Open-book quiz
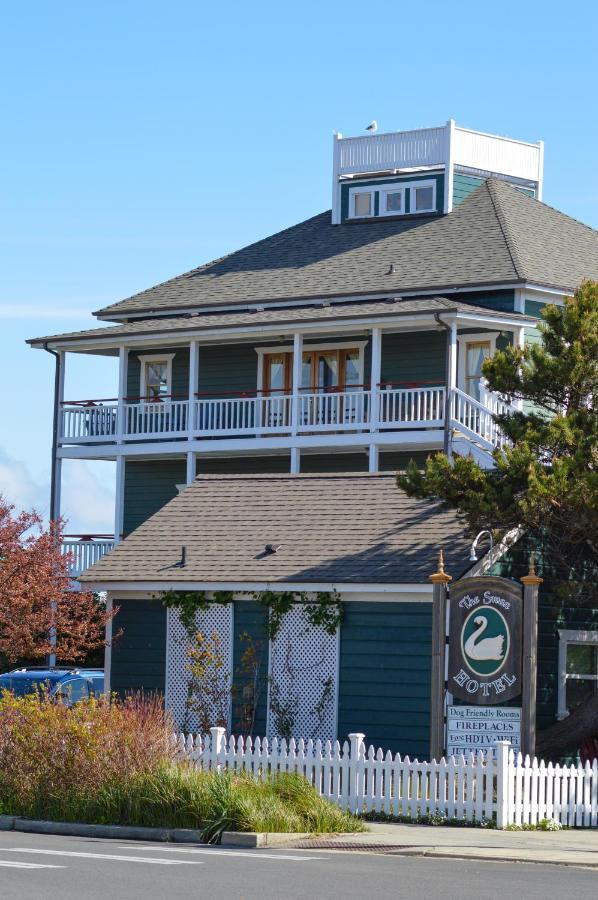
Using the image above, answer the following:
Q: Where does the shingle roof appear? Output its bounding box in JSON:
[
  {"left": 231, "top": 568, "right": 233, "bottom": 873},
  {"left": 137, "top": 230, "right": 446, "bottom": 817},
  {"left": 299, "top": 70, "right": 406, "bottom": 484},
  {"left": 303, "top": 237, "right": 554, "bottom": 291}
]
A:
[
  {"left": 93, "top": 179, "right": 598, "bottom": 319},
  {"left": 28, "top": 296, "right": 534, "bottom": 347},
  {"left": 80, "top": 473, "right": 475, "bottom": 587}
]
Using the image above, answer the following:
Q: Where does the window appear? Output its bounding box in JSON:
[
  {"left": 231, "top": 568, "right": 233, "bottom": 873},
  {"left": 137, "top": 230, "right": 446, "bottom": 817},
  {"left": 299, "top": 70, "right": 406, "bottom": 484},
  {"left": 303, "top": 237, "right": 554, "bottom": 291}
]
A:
[
  {"left": 380, "top": 188, "right": 404, "bottom": 215},
  {"left": 138, "top": 354, "right": 175, "bottom": 400},
  {"left": 457, "top": 334, "right": 498, "bottom": 400},
  {"left": 352, "top": 179, "right": 437, "bottom": 219},
  {"left": 257, "top": 343, "right": 366, "bottom": 395},
  {"left": 352, "top": 191, "right": 373, "bottom": 218},
  {"left": 413, "top": 184, "right": 435, "bottom": 212},
  {"left": 558, "top": 631, "right": 598, "bottom": 719}
]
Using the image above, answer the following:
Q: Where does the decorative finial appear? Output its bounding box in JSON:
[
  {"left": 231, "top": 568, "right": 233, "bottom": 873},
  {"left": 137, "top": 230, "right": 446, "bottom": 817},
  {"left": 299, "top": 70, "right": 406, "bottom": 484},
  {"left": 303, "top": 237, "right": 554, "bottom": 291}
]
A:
[
  {"left": 521, "top": 551, "right": 543, "bottom": 586},
  {"left": 429, "top": 548, "right": 452, "bottom": 584}
]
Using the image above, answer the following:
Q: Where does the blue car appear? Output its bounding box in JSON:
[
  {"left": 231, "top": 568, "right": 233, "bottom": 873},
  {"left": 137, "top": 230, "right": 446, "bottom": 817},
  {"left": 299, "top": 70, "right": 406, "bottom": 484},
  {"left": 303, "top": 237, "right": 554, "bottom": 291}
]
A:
[{"left": 0, "top": 667, "right": 104, "bottom": 705}]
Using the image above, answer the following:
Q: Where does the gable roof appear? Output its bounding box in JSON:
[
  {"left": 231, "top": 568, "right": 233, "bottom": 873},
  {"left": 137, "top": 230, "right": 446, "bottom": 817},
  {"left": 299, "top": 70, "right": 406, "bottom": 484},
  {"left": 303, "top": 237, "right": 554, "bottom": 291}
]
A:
[
  {"left": 28, "top": 296, "right": 534, "bottom": 348},
  {"left": 80, "top": 473, "right": 475, "bottom": 588},
  {"left": 94, "top": 179, "right": 598, "bottom": 319}
]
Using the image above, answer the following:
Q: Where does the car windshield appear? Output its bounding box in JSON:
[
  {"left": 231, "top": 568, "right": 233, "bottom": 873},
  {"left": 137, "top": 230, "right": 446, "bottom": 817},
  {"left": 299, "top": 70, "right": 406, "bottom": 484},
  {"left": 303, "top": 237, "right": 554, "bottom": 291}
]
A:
[{"left": 0, "top": 675, "right": 60, "bottom": 697}]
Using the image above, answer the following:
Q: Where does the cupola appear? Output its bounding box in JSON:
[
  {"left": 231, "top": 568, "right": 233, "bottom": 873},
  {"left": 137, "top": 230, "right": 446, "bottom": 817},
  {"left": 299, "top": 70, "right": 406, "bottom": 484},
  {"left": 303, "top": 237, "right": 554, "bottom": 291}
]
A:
[{"left": 331, "top": 119, "right": 544, "bottom": 224}]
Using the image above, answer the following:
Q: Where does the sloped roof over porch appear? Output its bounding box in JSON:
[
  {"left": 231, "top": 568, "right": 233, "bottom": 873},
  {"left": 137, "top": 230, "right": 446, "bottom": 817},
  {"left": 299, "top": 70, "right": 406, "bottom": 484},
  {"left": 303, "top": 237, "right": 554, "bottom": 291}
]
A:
[{"left": 81, "top": 473, "right": 475, "bottom": 589}]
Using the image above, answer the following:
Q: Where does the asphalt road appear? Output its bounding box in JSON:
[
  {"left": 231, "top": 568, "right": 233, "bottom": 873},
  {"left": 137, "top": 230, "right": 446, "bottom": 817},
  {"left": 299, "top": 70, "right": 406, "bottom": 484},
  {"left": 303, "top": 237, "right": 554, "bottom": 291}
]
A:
[{"left": 0, "top": 831, "right": 596, "bottom": 900}]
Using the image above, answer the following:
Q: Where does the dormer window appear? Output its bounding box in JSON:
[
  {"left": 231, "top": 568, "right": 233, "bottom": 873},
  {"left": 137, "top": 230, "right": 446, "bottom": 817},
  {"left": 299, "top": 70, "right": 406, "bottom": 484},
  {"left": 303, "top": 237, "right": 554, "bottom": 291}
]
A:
[
  {"left": 380, "top": 188, "right": 405, "bottom": 215},
  {"left": 413, "top": 184, "right": 435, "bottom": 213},
  {"left": 348, "top": 178, "right": 438, "bottom": 220},
  {"left": 351, "top": 190, "right": 374, "bottom": 218}
]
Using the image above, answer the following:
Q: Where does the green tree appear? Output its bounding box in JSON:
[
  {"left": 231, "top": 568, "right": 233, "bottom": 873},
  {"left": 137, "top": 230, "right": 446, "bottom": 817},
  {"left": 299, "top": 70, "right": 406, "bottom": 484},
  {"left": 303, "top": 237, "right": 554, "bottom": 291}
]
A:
[{"left": 398, "top": 281, "right": 598, "bottom": 758}]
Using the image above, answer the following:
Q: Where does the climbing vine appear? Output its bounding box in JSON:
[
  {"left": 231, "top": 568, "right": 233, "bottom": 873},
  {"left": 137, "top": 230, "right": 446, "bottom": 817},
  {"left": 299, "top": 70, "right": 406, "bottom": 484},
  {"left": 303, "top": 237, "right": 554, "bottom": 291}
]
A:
[{"left": 161, "top": 588, "right": 342, "bottom": 640}]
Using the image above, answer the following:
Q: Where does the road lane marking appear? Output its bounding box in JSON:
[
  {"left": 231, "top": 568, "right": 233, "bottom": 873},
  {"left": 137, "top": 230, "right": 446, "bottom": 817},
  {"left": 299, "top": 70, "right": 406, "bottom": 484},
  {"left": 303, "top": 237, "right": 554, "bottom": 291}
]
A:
[
  {"left": 3, "top": 848, "right": 203, "bottom": 866},
  {"left": 118, "top": 844, "right": 326, "bottom": 861},
  {"left": 0, "top": 861, "right": 66, "bottom": 869}
]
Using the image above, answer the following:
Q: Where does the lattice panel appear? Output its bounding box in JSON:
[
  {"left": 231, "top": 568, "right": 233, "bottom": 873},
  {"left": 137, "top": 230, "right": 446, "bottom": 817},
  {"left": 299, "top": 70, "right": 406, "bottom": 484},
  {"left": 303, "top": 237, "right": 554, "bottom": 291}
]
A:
[
  {"left": 165, "top": 605, "right": 233, "bottom": 732},
  {"left": 267, "top": 605, "right": 338, "bottom": 742}
]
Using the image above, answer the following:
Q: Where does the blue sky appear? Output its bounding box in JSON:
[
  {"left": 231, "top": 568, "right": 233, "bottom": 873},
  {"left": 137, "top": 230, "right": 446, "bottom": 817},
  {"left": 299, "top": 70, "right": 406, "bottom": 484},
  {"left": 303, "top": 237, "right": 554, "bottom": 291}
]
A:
[{"left": 1, "top": 1, "right": 597, "bottom": 532}]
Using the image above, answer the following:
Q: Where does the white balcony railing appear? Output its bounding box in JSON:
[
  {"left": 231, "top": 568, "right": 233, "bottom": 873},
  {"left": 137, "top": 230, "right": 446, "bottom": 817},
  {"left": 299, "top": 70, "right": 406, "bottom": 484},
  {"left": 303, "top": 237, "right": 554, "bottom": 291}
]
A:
[
  {"left": 62, "top": 538, "right": 115, "bottom": 577},
  {"left": 59, "top": 384, "right": 514, "bottom": 454}
]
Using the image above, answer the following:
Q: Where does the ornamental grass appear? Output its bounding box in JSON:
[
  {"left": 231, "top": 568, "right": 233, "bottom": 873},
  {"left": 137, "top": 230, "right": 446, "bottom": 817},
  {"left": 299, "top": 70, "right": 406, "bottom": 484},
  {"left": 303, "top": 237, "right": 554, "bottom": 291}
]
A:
[{"left": 0, "top": 693, "right": 362, "bottom": 841}]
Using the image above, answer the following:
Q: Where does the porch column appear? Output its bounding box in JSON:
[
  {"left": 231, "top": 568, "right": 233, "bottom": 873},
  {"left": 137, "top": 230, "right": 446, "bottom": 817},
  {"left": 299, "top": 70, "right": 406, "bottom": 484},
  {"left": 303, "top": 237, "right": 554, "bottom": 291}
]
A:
[
  {"left": 291, "top": 332, "right": 303, "bottom": 436},
  {"left": 445, "top": 322, "right": 457, "bottom": 458},
  {"left": 104, "top": 594, "right": 113, "bottom": 694},
  {"left": 513, "top": 326, "right": 525, "bottom": 410},
  {"left": 188, "top": 339, "right": 199, "bottom": 439},
  {"left": 116, "top": 346, "right": 128, "bottom": 442},
  {"left": 369, "top": 327, "right": 382, "bottom": 434},
  {"left": 186, "top": 451, "right": 196, "bottom": 484},
  {"left": 290, "top": 447, "right": 300, "bottom": 474},
  {"left": 50, "top": 350, "right": 65, "bottom": 524},
  {"left": 114, "top": 455, "right": 125, "bottom": 544}
]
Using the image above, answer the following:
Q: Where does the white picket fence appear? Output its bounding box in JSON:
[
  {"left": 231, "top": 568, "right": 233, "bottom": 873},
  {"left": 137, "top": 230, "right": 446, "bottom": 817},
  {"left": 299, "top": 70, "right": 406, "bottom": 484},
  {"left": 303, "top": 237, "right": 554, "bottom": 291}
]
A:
[{"left": 173, "top": 729, "right": 598, "bottom": 828}]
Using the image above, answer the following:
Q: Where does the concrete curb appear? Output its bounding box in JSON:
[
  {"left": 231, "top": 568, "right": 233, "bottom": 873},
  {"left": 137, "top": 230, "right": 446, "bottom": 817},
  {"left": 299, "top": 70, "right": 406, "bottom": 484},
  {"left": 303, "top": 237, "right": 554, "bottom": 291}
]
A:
[
  {"left": 0, "top": 817, "right": 323, "bottom": 849},
  {"left": 221, "top": 831, "right": 312, "bottom": 848},
  {"left": 0, "top": 816, "right": 203, "bottom": 844}
]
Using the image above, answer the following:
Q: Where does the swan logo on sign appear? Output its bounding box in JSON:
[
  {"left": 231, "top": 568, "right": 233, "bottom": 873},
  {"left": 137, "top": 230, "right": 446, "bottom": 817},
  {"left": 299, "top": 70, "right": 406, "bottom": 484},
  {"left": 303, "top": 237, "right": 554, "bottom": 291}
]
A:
[
  {"left": 461, "top": 607, "right": 509, "bottom": 677},
  {"left": 448, "top": 576, "right": 522, "bottom": 705}
]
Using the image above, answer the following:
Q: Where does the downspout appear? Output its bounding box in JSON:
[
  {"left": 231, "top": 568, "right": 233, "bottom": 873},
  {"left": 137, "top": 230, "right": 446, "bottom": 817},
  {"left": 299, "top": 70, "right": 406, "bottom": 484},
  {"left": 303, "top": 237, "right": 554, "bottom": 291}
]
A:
[{"left": 434, "top": 314, "right": 452, "bottom": 456}]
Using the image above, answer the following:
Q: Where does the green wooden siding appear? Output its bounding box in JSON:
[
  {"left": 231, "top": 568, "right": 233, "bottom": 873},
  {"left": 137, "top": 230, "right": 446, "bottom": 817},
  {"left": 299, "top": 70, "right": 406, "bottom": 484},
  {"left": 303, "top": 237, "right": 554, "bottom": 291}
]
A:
[
  {"left": 198, "top": 455, "right": 291, "bottom": 475},
  {"left": 110, "top": 599, "right": 166, "bottom": 696},
  {"left": 337, "top": 602, "right": 432, "bottom": 756},
  {"left": 453, "top": 290, "right": 515, "bottom": 313},
  {"left": 341, "top": 173, "right": 444, "bottom": 221},
  {"left": 453, "top": 173, "right": 535, "bottom": 208},
  {"left": 381, "top": 331, "right": 446, "bottom": 387},
  {"left": 231, "top": 601, "right": 269, "bottom": 736},
  {"left": 123, "top": 459, "right": 186, "bottom": 535},
  {"left": 379, "top": 451, "right": 430, "bottom": 471}
]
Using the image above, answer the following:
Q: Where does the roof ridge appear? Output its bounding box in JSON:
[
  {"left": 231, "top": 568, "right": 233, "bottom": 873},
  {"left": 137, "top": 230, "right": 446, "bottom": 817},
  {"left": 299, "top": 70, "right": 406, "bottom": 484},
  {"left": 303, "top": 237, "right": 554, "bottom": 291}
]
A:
[
  {"left": 192, "top": 472, "right": 395, "bottom": 481},
  {"left": 484, "top": 179, "right": 526, "bottom": 280},
  {"left": 492, "top": 176, "right": 598, "bottom": 237}
]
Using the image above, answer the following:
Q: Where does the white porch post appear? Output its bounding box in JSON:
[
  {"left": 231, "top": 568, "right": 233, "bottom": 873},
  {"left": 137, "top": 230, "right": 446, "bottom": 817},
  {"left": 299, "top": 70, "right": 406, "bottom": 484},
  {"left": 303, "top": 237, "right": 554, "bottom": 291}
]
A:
[
  {"left": 116, "top": 346, "right": 128, "bottom": 442},
  {"left": 290, "top": 446, "right": 300, "bottom": 474},
  {"left": 50, "top": 351, "right": 66, "bottom": 524},
  {"left": 186, "top": 451, "right": 196, "bottom": 484},
  {"left": 104, "top": 593, "right": 113, "bottom": 694},
  {"left": 369, "top": 326, "right": 382, "bottom": 473},
  {"left": 114, "top": 455, "right": 125, "bottom": 544},
  {"left": 513, "top": 325, "right": 525, "bottom": 410},
  {"left": 188, "top": 339, "right": 199, "bottom": 440},
  {"left": 291, "top": 332, "right": 303, "bottom": 436},
  {"left": 446, "top": 322, "right": 458, "bottom": 458}
]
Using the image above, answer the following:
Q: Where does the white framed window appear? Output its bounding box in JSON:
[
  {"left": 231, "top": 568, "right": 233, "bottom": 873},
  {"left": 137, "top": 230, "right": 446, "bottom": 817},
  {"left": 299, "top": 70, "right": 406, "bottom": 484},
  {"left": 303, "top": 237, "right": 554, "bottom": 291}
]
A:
[
  {"left": 457, "top": 333, "right": 498, "bottom": 400},
  {"left": 558, "top": 630, "right": 598, "bottom": 719},
  {"left": 350, "top": 179, "right": 437, "bottom": 219},
  {"left": 349, "top": 188, "right": 375, "bottom": 218},
  {"left": 255, "top": 341, "right": 367, "bottom": 394},
  {"left": 138, "top": 353, "right": 175, "bottom": 400},
  {"left": 380, "top": 186, "right": 406, "bottom": 216},
  {"left": 412, "top": 182, "right": 436, "bottom": 213}
]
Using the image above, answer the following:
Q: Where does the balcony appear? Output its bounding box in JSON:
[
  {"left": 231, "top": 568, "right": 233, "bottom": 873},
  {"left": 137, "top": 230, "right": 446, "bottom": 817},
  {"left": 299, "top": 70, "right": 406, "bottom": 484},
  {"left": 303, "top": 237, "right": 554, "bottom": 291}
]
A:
[
  {"left": 59, "top": 384, "right": 513, "bottom": 458},
  {"left": 62, "top": 536, "right": 116, "bottom": 578}
]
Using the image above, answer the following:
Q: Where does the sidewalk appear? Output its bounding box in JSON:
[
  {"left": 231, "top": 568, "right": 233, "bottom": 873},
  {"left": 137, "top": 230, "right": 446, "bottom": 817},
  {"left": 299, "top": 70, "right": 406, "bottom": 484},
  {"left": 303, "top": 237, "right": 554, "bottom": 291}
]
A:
[{"left": 298, "top": 822, "right": 598, "bottom": 868}]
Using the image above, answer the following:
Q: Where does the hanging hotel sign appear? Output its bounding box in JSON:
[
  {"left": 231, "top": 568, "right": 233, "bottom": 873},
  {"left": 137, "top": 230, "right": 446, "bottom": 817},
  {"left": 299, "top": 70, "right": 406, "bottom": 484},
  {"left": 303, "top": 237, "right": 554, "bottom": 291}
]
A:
[{"left": 448, "top": 576, "right": 522, "bottom": 704}]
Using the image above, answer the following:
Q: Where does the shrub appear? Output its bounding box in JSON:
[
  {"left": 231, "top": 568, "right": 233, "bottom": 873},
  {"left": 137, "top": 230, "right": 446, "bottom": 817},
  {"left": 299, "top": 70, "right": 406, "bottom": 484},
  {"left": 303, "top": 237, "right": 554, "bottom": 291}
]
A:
[
  {"left": 0, "top": 693, "right": 363, "bottom": 839},
  {"left": 0, "top": 692, "right": 174, "bottom": 817}
]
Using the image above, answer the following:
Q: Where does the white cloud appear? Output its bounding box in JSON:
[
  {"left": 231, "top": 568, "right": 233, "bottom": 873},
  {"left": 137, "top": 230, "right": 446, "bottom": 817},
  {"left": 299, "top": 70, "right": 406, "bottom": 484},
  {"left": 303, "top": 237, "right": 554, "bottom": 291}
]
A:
[{"left": 0, "top": 449, "right": 115, "bottom": 535}]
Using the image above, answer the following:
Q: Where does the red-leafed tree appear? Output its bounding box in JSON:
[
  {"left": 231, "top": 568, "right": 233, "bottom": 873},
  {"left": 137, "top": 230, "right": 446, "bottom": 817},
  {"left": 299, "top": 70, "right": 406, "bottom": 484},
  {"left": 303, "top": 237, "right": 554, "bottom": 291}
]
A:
[{"left": 0, "top": 498, "right": 113, "bottom": 665}]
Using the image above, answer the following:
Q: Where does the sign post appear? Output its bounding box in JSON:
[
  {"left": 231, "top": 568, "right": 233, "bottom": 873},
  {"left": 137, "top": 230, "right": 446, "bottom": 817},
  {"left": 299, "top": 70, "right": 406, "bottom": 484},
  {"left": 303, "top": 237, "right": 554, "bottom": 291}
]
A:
[
  {"left": 429, "top": 550, "right": 451, "bottom": 761},
  {"left": 521, "top": 554, "right": 543, "bottom": 758}
]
